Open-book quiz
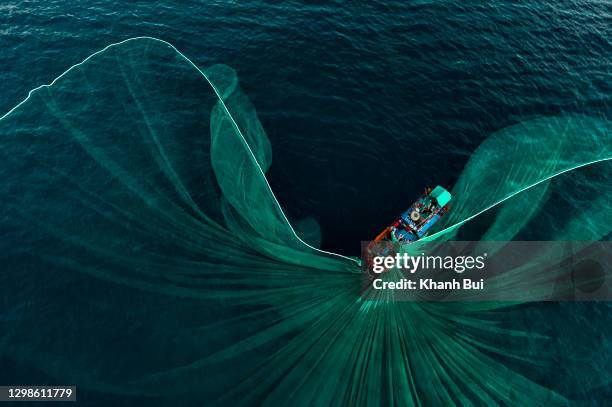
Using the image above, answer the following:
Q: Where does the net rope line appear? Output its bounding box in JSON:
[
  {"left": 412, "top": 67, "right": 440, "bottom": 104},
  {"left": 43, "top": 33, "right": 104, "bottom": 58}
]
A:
[
  {"left": 0, "top": 36, "right": 359, "bottom": 265},
  {"left": 1, "top": 36, "right": 610, "bottom": 261},
  {"left": 424, "top": 156, "right": 612, "bottom": 242}
]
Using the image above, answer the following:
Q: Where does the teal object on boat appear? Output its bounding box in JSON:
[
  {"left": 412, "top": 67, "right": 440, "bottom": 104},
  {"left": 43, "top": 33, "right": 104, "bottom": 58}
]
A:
[{"left": 430, "top": 185, "right": 452, "bottom": 207}]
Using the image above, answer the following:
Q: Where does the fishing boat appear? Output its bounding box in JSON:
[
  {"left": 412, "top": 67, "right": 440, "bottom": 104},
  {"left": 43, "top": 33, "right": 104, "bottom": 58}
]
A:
[{"left": 372, "top": 185, "right": 452, "bottom": 244}]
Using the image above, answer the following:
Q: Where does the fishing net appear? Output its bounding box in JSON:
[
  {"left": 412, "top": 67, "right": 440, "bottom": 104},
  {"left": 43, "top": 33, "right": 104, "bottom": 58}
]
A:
[{"left": 0, "top": 37, "right": 610, "bottom": 405}]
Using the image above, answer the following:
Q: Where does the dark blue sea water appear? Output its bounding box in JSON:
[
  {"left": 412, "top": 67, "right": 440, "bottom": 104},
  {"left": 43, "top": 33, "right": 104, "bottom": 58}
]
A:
[
  {"left": 1, "top": 2, "right": 611, "bottom": 405},
  {"left": 2, "top": 0, "right": 610, "bottom": 255}
]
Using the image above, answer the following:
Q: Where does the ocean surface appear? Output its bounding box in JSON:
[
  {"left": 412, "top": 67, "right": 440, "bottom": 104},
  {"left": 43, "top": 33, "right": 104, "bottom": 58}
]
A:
[
  {"left": 2, "top": 0, "right": 610, "bottom": 255},
  {"left": 0, "top": 1, "right": 611, "bottom": 405}
]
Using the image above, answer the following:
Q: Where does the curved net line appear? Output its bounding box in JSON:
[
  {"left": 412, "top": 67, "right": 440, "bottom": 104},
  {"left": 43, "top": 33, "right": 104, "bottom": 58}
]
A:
[
  {"left": 0, "top": 36, "right": 360, "bottom": 266},
  {"left": 425, "top": 155, "right": 612, "bottom": 242}
]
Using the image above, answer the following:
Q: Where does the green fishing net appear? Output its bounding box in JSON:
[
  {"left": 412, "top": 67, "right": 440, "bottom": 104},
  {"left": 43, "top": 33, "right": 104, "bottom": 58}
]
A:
[{"left": 0, "top": 37, "right": 610, "bottom": 405}]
